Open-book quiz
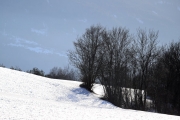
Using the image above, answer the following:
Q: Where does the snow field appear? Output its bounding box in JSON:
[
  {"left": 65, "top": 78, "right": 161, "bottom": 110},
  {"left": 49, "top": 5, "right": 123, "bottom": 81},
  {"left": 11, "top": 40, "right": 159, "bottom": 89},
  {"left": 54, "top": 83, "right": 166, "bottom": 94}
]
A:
[{"left": 0, "top": 67, "right": 180, "bottom": 119}]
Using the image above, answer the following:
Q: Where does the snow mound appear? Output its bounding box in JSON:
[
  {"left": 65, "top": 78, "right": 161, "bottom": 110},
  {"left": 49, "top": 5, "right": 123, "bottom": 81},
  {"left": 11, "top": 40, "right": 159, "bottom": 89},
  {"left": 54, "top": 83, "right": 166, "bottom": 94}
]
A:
[{"left": 0, "top": 67, "right": 180, "bottom": 119}]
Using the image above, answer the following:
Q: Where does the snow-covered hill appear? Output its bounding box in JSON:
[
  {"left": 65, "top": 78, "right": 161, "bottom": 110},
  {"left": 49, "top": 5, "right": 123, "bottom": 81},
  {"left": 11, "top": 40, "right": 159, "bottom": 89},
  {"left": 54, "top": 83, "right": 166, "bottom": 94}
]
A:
[{"left": 0, "top": 67, "right": 180, "bottom": 119}]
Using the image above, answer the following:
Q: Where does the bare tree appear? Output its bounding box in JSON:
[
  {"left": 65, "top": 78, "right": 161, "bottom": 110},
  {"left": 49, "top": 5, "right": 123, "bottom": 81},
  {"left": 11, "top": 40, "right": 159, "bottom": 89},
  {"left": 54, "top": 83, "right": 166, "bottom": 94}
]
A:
[
  {"left": 134, "top": 28, "right": 159, "bottom": 110},
  {"left": 68, "top": 25, "right": 106, "bottom": 91},
  {"left": 100, "top": 27, "right": 133, "bottom": 107}
]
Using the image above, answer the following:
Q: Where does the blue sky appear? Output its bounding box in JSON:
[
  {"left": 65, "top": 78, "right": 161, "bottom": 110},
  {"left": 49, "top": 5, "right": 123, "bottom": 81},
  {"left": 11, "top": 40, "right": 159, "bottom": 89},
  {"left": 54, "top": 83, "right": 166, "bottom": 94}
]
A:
[{"left": 0, "top": 0, "right": 180, "bottom": 73}]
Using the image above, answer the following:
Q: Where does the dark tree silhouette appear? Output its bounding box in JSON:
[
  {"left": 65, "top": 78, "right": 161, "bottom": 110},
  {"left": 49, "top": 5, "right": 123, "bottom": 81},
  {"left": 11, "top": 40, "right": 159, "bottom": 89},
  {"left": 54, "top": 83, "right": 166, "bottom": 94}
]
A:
[
  {"left": 68, "top": 25, "right": 106, "bottom": 91},
  {"left": 134, "top": 28, "right": 159, "bottom": 110},
  {"left": 68, "top": 25, "right": 180, "bottom": 115},
  {"left": 99, "top": 27, "right": 133, "bottom": 108},
  {"left": 27, "top": 67, "right": 44, "bottom": 76},
  {"left": 46, "top": 66, "right": 78, "bottom": 81}
]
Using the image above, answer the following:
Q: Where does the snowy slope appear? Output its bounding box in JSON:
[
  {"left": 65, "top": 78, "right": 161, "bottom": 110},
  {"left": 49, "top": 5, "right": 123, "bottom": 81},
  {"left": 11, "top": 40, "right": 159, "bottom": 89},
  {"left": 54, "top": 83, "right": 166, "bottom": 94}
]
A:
[{"left": 0, "top": 67, "right": 180, "bottom": 120}]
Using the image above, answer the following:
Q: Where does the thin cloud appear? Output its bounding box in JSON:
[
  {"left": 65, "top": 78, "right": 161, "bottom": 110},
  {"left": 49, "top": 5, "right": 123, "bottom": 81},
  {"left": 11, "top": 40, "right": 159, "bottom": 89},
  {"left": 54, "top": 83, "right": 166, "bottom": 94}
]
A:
[
  {"left": 26, "top": 47, "right": 54, "bottom": 54},
  {"left": 78, "top": 19, "right": 87, "bottom": 23},
  {"left": 31, "top": 28, "right": 48, "bottom": 35},
  {"left": 152, "top": 11, "right": 158, "bottom": 15},
  {"left": 7, "top": 35, "right": 66, "bottom": 57},
  {"left": 136, "top": 18, "right": 144, "bottom": 24},
  {"left": 11, "top": 36, "right": 39, "bottom": 46},
  {"left": 8, "top": 43, "right": 24, "bottom": 47},
  {"left": 56, "top": 52, "right": 67, "bottom": 57}
]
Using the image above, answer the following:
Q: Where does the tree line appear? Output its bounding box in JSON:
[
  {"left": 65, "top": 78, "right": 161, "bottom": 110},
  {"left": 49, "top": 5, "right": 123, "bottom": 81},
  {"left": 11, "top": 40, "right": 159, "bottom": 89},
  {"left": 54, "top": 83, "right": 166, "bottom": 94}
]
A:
[
  {"left": 68, "top": 25, "right": 180, "bottom": 115},
  {"left": 0, "top": 65, "right": 78, "bottom": 81}
]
